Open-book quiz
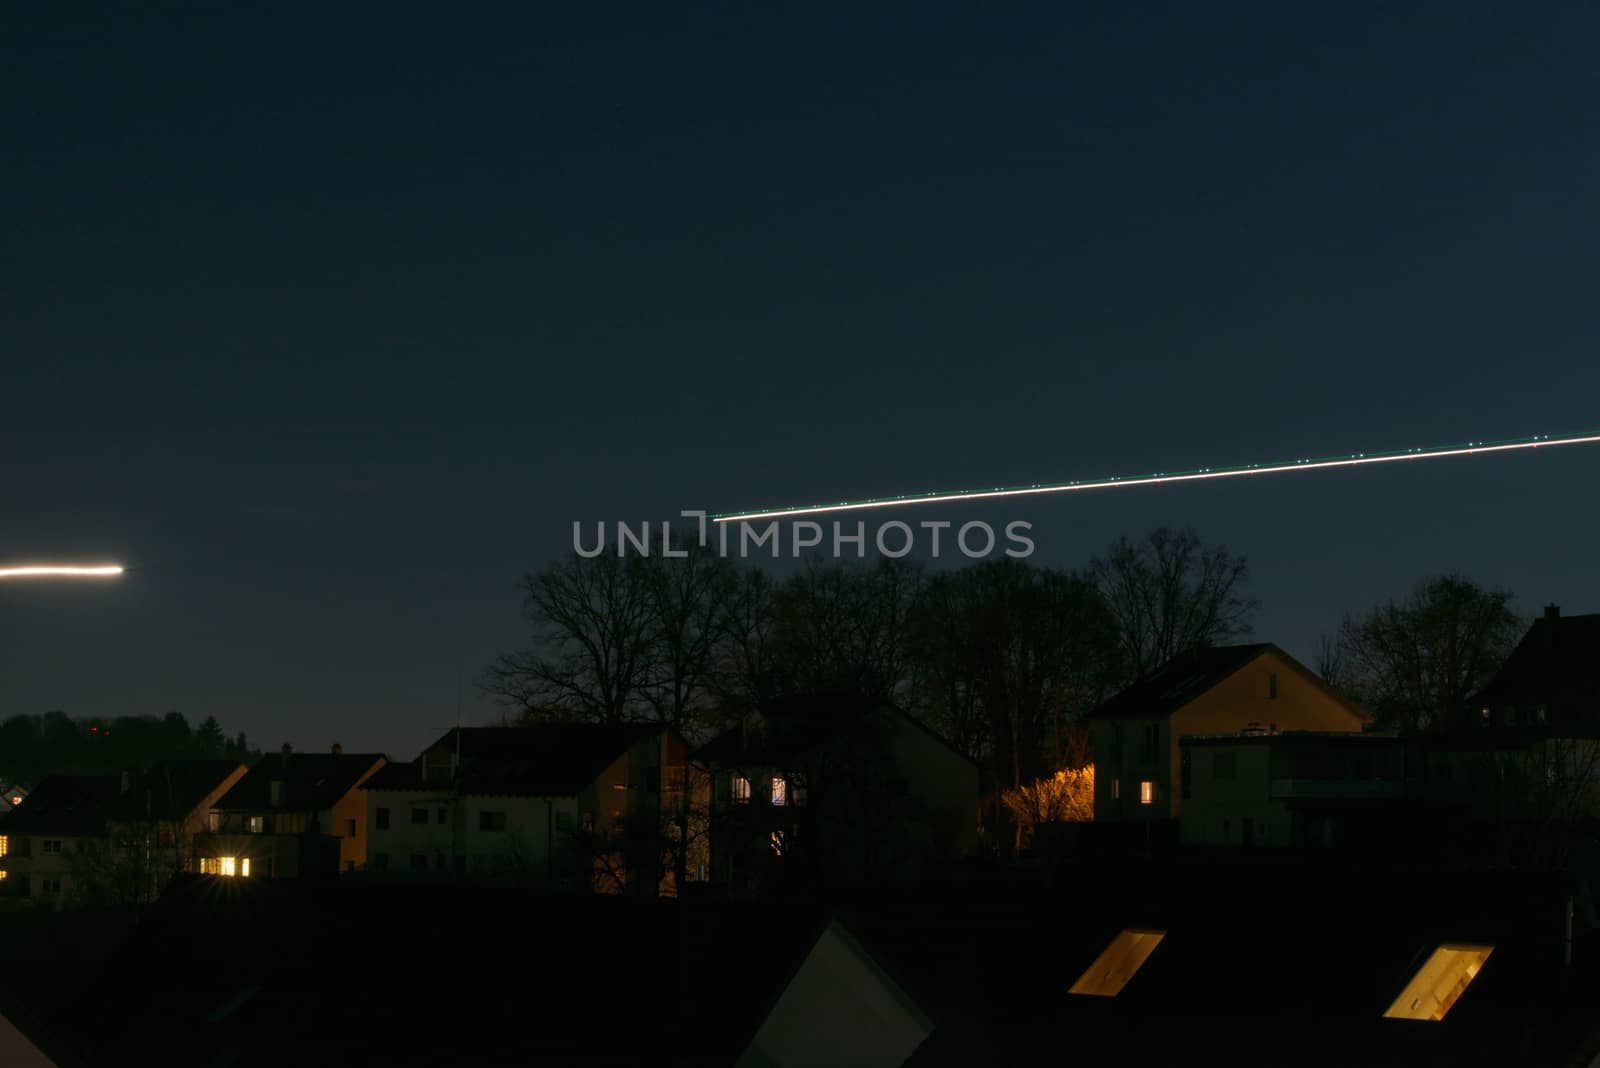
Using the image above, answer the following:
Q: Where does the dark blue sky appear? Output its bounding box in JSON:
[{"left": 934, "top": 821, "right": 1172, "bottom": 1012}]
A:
[{"left": 5, "top": 3, "right": 1599, "bottom": 757}]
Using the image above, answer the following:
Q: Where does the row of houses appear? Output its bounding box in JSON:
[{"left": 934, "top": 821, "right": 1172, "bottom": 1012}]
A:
[
  {"left": 0, "top": 696, "right": 982, "bottom": 902},
  {"left": 6, "top": 606, "right": 1597, "bottom": 901},
  {"left": 1090, "top": 606, "right": 1600, "bottom": 860}
]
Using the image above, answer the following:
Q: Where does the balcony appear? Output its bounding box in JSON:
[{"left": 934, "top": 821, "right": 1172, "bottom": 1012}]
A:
[{"left": 1269, "top": 778, "right": 1403, "bottom": 801}]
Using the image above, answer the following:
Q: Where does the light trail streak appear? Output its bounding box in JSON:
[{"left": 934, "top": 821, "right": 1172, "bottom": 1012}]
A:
[
  {"left": 0, "top": 566, "right": 125, "bottom": 579},
  {"left": 710, "top": 430, "right": 1600, "bottom": 523}
]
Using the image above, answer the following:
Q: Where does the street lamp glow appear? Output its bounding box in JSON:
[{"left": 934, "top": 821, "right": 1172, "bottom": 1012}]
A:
[{"left": 0, "top": 565, "right": 125, "bottom": 579}]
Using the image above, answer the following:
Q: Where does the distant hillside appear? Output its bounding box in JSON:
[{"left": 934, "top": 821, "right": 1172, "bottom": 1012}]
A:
[{"left": 0, "top": 711, "right": 260, "bottom": 787}]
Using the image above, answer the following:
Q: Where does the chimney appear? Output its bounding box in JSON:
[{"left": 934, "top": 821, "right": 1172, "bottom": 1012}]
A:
[
  {"left": 331, "top": 743, "right": 343, "bottom": 756},
  {"left": 280, "top": 742, "right": 292, "bottom": 768},
  {"left": 1545, "top": 604, "right": 1561, "bottom": 622}
]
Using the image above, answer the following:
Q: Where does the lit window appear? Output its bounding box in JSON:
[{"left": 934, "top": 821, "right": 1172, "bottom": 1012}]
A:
[
  {"left": 770, "top": 830, "right": 785, "bottom": 855},
  {"left": 0, "top": 870, "right": 6, "bottom": 880},
  {"left": 0, "top": 835, "right": 7, "bottom": 857},
  {"left": 248, "top": 816, "right": 263, "bottom": 833},
  {"left": 1384, "top": 944, "right": 1493, "bottom": 1021},
  {"left": 1112, "top": 779, "right": 1120, "bottom": 800},
  {"left": 241, "top": 858, "right": 251, "bottom": 877},
  {"left": 771, "top": 778, "right": 787, "bottom": 806},
  {"left": 220, "top": 856, "right": 237, "bottom": 877},
  {"left": 208, "top": 811, "right": 220, "bottom": 832},
  {"left": 1069, "top": 929, "right": 1166, "bottom": 997},
  {"left": 1139, "top": 781, "right": 1155, "bottom": 805},
  {"left": 1480, "top": 707, "right": 1491, "bottom": 725},
  {"left": 732, "top": 776, "right": 751, "bottom": 804}
]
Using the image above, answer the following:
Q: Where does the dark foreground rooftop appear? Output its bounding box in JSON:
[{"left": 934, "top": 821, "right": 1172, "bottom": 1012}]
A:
[{"left": 1, "top": 857, "right": 1597, "bottom": 1067}]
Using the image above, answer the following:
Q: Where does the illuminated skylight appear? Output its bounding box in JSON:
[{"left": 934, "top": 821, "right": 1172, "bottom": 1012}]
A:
[
  {"left": 1383, "top": 943, "right": 1493, "bottom": 1021},
  {"left": 1068, "top": 928, "right": 1166, "bottom": 997}
]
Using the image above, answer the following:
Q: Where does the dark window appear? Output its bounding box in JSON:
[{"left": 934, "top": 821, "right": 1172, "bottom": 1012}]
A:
[
  {"left": 344, "top": 860, "right": 355, "bottom": 873},
  {"left": 556, "top": 812, "right": 574, "bottom": 832},
  {"left": 375, "top": 807, "right": 390, "bottom": 830},
  {"left": 344, "top": 818, "right": 356, "bottom": 837},
  {"left": 646, "top": 766, "right": 660, "bottom": 793},
  {"left": 411, "top": 808, "right": 428, "bottom": 825},
  {"left": 158, "top": 829, "right": 175, "bottom": 848},
  {"left": 374, "top": 852, "right": 390, "bottom": 870},
  {"left": 410, "top": 854, "right": 428, "bottom": 870},
  {"left": 479, "top": 811, "right": 507, "bottom": 832},
  {"left": 1141, "top": 724, "right": 1159, "bottom": 761},
  {"left": 1180, "top": 748, "right": 1192, "bottom": 799},
  {"left": 1268, "top": 674, "right": 1278, "bottom": 699},
  {"left": 437, "top": 808, "right": 447, "bottom": 824},
  {"left": 1214, "top": 752, "right": 1237, "bottom": 781},
  {"left": 42, "top": 878, "right": 62, "bottom": 895},
  {"left": 454, "top": 855, "right": 467, "bottom": 877},
  {"left": 43, "top": 840, "right": 62, "bottom": 855}
]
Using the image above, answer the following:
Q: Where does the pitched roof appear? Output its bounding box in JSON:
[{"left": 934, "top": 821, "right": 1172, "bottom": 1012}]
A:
[
  {"left": 45, "top": 881, "right": 843, "bottom": 1067},
  {"left": 213, "top": 751, "right": 384, "bottom": 811},
  {"left": 112, "top": 760, "right": 246, "bottom": 822},
  {"left": 364, "top": 724, "right": 665, "bottom": 797},
  {"left": 693, "top": 691, "right": 972, "bottom": 768},
  {"left": 0, "top": 775, "right": 120, "bottom": 836},
  {"left": 1472, "top": 611, "right": 1600, "bottom": 708},
  {"left": 1088, "top": 643, "right": 1274, "bottom": 720}
]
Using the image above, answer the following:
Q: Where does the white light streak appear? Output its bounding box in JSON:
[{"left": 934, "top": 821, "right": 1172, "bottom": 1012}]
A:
[
  {"left": 0, "top": 566, "right": 125, "bottom": 579},
  {"left": 711, "top": 432, "right": 1600, "bottom": 522}
]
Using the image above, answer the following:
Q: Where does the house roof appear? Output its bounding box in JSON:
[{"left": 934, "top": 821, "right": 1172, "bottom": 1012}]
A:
[
  {"left": 0, "top": 775, "right": 120, "bottom": 836},
  {"left": 694, "top": 692, "right": 974, "bottom": 769},
  {"left": 37, "top": 880, "right": 853, "bottom": 1067},
  {"left": 1088, "top": 643, "right": 1275, "bottom": 720},
  {"left": 112, "top": 760, "right": 246, "bottom": 822},
  {"left": 364, "top": 724, "right": 666, "bottom": 797},
  {"left": 1088, "top": 643, "right": 1373, "bottom": 724},
  {"left": 1472, "top": 611, "right": 1600, "bottom": 708},
  {"left": 213, "top": 751, "right": 384, "bottom": 811}
]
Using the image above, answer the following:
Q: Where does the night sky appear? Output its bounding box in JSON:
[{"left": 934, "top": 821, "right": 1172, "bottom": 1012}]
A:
[{"left": 5, "top": 4, "right": 1599, "bottom": 758}]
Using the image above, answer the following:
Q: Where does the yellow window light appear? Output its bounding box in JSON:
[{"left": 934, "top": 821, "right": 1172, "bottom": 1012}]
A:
[
  {"left": 1383, "top": 944, "right": 1493, "bottom": 1021},
  {"left": 1069, "top": 929, "right": 1167, "bottom": 997}
]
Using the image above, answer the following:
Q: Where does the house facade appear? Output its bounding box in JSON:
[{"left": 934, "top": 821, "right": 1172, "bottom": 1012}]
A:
[
  {"left": 361, "top": 724, "right": 696, "bottom": 894},
  {"left": 196, "top": 746, "right": 385, "bottom": 879},
  {"left": 1090, "top": 644, "right": 1374, "bottom": 824},
  {"left": 697, "top": 694, "right": 980, "bottom": 895},
  {"left": 1178, "top": 731, "right": 1407, "bottom": 848}
]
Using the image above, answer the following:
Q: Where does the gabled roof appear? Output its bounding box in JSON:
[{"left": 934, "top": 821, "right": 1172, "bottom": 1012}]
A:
[
  {"left": 1088, "top": 644, "right": 1274, "bottom": 721},
  {"left": 1472, "top": 611, "right": 1600, "bottom": 707},
  {"left": 364, "top": 724, "right": 666, "bottom": 798},
  {"left": 213, "top": 751, "right": 384, "bottom": 811},
  {"left": 112, "top": 761, "right": 246, "bottom": 822},
  {"left": 0, "top": 775, "right": 120, "bottom": 836},
  {"left": 44, "top": 881, "right": 852, "bottom": 1067},
  {"left": 1088, "top": 642, "right": 1373, "bottom": 724},
  {"left": 694, "top": 691, "right": 974, "bottom": 769}
]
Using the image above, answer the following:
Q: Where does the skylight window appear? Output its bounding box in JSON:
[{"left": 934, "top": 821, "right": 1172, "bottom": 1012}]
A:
[
  {"left": 1068, "top": 929, "right": 1166, "bottom": 997},
  {"left": 1383, "top": 944, "right": 1493, "bottom": 1021}
]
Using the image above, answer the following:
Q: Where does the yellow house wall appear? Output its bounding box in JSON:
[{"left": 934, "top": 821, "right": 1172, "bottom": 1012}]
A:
[{"left": 1165, "top": 650, "right": 1367, "bottom": 815}]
